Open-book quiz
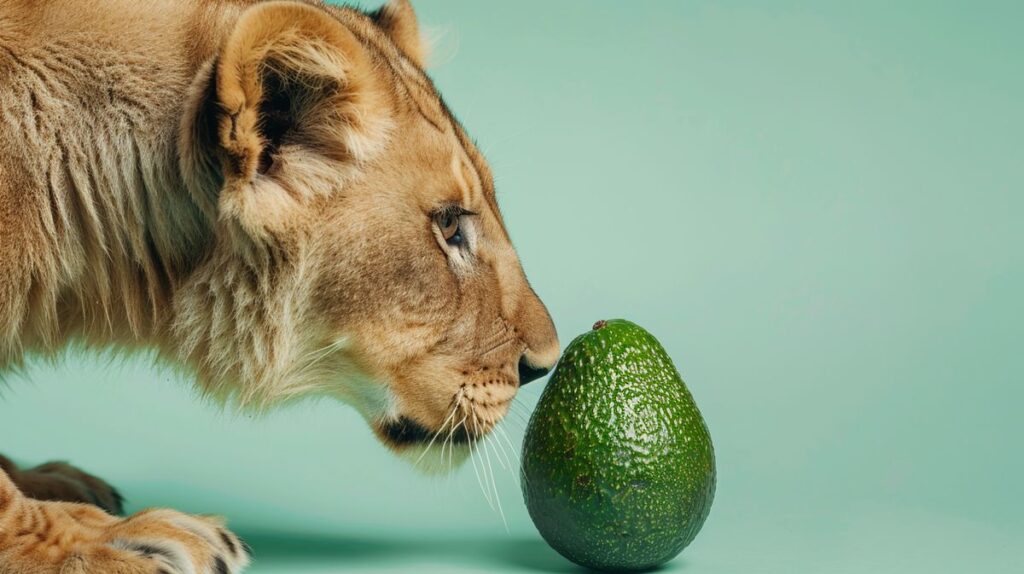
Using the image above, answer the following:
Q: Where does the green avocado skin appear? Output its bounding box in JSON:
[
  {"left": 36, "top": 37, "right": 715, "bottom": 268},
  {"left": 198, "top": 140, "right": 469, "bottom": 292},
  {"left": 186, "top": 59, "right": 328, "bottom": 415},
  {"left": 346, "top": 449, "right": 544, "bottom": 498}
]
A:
[{"left": 521, "top": 319, "right": 715, "bottom": 572}]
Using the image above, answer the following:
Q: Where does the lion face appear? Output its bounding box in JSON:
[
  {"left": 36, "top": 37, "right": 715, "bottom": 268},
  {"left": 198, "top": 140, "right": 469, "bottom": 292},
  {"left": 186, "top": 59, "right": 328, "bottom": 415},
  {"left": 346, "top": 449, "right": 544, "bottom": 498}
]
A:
[
  {"left": 175, "top": 0, "right": 558, "bottom": 468},
  {"left": 313, "top": 115, "right": 559, "bottom": 461}
]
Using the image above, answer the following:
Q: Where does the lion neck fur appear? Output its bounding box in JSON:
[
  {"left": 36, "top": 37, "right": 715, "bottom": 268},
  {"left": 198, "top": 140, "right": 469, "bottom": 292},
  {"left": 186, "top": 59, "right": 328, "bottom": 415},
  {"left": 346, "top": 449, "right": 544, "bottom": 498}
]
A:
[{"left": 0, "top": 0, "right": 387, "bottom": 412}]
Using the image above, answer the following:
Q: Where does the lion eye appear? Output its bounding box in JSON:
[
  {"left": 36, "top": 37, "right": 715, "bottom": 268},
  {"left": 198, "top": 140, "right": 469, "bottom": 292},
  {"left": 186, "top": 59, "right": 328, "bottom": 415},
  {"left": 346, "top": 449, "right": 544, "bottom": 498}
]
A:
[{"left": 435, "top": 211, "right": 463, "bottom": 245}]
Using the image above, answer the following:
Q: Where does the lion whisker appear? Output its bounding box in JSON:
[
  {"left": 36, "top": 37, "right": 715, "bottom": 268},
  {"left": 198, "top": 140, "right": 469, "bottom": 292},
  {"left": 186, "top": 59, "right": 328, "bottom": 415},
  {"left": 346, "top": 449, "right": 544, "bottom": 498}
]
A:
[
  {"left": 491, "top": 421, "right": 516, "bottom": 470},
  {"left": 466, "top": 415, "right": 494, "bottom": 510},
  {"left": 503, "top": 402, "right": 532, "bottom": 428},
  {"left": 441, "top": 410, "right": 468, "bottom": 471},
  {"left": 474, "top": 411, "right": 509, "bottom": 531},
  {"left": 487, "top": 422, "right": 513, "bottom": 472},
  {"left": 496, "top": 422, "right": 529, "bottom": 488},
  {"left": 495, "top": 423, "right": 522, "bottom": 466},
  {"left": 448, "top": 409, "right": 470, "bottom": 475},
  {"left": 413, "top": 389, "right": 464, "bottom": 469}
]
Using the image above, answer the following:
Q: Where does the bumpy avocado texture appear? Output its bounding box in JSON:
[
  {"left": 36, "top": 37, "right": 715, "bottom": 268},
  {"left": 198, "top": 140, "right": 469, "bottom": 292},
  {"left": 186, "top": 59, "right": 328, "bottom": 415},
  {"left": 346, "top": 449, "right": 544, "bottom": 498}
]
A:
[{"left": 521, "top": 319, "right": 715, "bottom": 572}]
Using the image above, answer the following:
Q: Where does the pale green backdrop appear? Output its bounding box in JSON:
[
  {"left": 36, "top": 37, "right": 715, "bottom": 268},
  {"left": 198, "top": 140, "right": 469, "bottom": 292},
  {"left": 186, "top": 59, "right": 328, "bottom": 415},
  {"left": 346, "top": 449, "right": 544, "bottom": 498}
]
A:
[{"left": 2, "top": 1, "right": 1022, "bottom": 572}]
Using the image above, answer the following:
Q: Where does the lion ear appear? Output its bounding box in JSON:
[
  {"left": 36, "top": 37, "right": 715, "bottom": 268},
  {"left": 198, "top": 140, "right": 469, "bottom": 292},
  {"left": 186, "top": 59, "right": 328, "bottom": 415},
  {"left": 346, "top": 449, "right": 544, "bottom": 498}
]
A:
[
  {"left": 373, "top": 0, "right": 428, "bottom": 67},
  {"left": 193, "top": 1, "right": 391, "bottom": 239},
  {"left": 214, "top": 1, "right": 385, "bottom": 181}
]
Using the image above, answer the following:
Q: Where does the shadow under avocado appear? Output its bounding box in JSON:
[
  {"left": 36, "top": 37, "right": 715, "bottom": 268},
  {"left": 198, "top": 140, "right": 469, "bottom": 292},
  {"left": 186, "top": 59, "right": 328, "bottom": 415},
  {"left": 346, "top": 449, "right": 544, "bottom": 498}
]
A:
[{"left": 235, "top": 530, "right": 585, "bottom": 573}]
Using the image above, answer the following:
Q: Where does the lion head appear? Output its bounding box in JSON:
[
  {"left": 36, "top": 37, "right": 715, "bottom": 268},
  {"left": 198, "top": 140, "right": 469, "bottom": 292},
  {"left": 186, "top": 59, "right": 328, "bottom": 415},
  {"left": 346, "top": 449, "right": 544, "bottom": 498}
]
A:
[{"left": 173, "top": 0, "right": 558, "bottom": 469}]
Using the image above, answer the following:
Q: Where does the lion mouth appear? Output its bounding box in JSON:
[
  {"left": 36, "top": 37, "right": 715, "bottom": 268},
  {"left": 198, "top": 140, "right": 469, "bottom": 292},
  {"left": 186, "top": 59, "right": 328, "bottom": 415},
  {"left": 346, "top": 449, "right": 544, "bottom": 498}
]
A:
[{"left": 379, "top": 415, "right": 474, "bottom": 447}]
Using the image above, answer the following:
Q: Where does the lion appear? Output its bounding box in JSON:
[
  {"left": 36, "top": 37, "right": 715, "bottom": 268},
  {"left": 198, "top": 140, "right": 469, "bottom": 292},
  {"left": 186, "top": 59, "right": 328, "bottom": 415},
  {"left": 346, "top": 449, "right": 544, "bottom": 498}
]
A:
[{"left": 0, "top": 0, "right": 560, "bottom": 571}]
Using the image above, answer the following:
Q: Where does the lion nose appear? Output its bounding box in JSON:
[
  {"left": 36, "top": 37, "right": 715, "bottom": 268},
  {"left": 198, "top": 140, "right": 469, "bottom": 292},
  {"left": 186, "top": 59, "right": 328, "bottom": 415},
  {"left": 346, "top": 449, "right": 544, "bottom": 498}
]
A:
[{"left": 517, "top": 358, "right": 551, "bottom": 386}]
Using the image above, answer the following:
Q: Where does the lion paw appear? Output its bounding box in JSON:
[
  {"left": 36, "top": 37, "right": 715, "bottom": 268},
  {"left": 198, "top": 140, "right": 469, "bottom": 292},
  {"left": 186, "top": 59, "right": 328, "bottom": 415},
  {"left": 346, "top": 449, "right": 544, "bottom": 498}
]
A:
[
  {"left": 104, "top": 509, "right": 251, "bottom": 573},
  {"left": 15, "top": 459, "right": 126, "bottom": 515},
  {"left": 0, "top": 469, "right": 250, "bottom": 573}
]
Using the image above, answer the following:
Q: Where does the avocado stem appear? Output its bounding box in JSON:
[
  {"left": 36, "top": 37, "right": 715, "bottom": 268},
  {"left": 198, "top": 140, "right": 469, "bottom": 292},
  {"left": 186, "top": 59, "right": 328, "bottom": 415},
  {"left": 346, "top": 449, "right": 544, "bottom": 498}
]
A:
[{"left": 592, "top": 320, "right": 608, "bottom": 331}]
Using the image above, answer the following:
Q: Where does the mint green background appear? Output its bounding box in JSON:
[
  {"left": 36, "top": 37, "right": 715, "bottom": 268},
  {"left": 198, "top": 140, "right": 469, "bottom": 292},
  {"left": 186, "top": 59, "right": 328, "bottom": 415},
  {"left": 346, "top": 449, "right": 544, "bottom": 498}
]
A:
[{"left": 2, "top": 1, "right": 1022, "bottom": 572}]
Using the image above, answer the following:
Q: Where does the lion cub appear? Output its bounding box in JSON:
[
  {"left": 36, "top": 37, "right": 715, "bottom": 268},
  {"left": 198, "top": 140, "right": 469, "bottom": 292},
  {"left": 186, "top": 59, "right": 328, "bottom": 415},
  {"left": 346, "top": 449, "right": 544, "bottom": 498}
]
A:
[{"left": 0, "top": 1, "right": 558, "bottom": 572}]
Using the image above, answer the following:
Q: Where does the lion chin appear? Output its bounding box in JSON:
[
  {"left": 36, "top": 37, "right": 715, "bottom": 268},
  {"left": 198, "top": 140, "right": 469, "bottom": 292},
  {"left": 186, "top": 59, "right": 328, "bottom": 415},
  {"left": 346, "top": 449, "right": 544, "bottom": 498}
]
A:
[{"left": 373, "top": 413, "right": 487, "bottom": 475}]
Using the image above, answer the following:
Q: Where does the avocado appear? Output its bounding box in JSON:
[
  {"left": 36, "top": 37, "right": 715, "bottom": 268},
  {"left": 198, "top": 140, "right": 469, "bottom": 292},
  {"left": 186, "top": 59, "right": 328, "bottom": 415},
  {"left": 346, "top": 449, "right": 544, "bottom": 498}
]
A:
[{"left": 521, "top": 319, "right": 715, "bottom": 572}]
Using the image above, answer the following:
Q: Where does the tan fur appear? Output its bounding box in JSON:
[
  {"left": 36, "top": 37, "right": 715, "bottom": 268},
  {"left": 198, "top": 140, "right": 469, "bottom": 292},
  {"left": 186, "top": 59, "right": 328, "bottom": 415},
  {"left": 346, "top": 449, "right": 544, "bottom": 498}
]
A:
[
  {"left": 0, "top": 466, "right": 251, "bottom": 573},
  {"left": 0, "top": 1, "right": 559, "bottom": 571}
]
